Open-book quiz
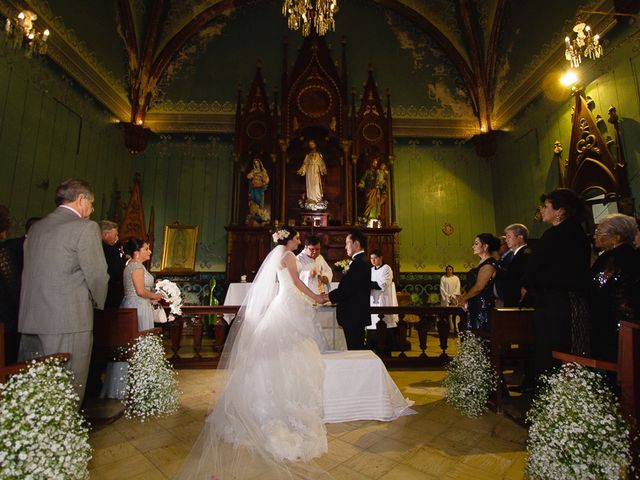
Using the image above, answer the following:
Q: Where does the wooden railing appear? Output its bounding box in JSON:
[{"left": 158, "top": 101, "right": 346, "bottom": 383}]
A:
[{"left": 165, "top": 305, "right": 466, "bottom": 368}]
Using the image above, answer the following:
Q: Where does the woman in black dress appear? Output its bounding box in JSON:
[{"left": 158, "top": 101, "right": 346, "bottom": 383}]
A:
[
  {"left": 457, "top": 233, "right": 500, "bottom": 330},
  {"left": 528, "top": 188, "right": 591, "bottom": 376},
  {"left": 589, "top": 213, "right": 640, "bottom": 362}
]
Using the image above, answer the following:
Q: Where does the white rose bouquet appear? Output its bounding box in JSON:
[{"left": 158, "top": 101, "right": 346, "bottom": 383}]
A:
[
  {"left": 0, "top": 358, "right": 92, "bottom": 479},
  {"left": 155, "top": 279, "right": 183, "bottom": 318}
]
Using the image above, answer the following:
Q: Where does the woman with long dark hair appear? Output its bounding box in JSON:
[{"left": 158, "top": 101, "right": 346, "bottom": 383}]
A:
[{"left": 457, "top": 233, "right": 500, "bottom": 330}]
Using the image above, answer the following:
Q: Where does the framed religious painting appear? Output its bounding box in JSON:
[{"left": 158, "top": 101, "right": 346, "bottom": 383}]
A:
[{"left": 160, "top": 224, "right": 199, "bottom": 273}]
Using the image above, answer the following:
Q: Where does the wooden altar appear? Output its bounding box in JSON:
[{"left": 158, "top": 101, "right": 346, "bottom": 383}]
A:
[{"left": 226, "top": 34, "right": 400, "bottom": 282}]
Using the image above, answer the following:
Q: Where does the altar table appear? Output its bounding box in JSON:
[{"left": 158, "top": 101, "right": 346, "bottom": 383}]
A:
[
  {"left": 223, "top": 282, "right": 347, "bottom": 351},
  {"left": 322, "top": 350, "right": 415, "bottom": 423}
]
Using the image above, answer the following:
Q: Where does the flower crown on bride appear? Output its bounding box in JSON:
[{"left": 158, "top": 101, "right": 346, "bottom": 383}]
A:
[{"left": 272, "top": 229, "right": 290, "bottom": 242}]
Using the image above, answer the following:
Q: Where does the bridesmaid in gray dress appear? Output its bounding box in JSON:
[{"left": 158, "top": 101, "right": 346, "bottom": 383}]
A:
[
  {"left": 121, "top": 238, "right": 163, "bottom": 330},
  {"left": 100, "top": 238, "right": 163, "bottom": 399}
]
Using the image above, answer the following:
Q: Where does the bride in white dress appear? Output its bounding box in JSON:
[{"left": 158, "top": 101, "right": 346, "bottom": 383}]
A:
[{"left": 176, "top": 227, "right": 333, "bottom": 479}]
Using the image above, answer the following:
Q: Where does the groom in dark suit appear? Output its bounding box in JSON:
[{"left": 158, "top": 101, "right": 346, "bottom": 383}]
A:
[{"left": 324, "top": 230, "right": 370, "bottom": 350}]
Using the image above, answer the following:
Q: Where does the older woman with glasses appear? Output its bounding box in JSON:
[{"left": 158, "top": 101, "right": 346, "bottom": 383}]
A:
[{"left": 589, "top": 213, "right": 640, "bottom": 361}]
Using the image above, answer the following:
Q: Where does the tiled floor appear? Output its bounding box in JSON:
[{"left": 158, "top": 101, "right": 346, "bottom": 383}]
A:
[{"left": 87, "top": 338, "right": 528, "bottom": 479}]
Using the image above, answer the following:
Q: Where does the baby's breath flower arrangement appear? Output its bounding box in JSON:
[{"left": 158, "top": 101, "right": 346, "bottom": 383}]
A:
[
  {"left": 124, "top": 334, "right": 180, "bottom": 421},
  {"left": 443, "top": 331, "right": 497, "bottom": 416},
  {"left": 526, "top": 363, "right": 632, "bottom": 479},
  {"left": 0, "top": 358, "right": 91, "bottom": 479}
]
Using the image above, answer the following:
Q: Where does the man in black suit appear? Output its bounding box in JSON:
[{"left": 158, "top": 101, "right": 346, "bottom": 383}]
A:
[
  {"left": 100, "top": 220, "right": 126, "bottom": 309},
  {"left": 324, "top": 230, "right": 370, "bottom": 350},
  {"left": 504, "top": 223, "right": 535, "bottom": 393},
  {"left": 503, "top": 223, "right": 533, "bottom": 307}
]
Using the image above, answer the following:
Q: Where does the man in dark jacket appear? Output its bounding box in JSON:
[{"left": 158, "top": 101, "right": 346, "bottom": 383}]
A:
[
  {"left": 324, "top": 230, "right": 370, "bottom": 350},
  {"left": 504, "top": 223, "right": 533, "bottom": 307}
]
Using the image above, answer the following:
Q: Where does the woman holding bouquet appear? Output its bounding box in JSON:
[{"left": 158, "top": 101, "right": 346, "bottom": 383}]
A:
[
  {"left": 121, "top": 238, "right": 164, "bottom": 331},
  {"left": 100, "top": 238, "right": 165, "bottom": 400},
  {"left": 177, "top": 226, "right": 332, "bottom": 480}
]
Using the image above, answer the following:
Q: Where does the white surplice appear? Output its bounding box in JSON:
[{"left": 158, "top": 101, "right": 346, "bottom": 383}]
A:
[{"left": 297, "top": 252, "right": 333, "bottom": 294}]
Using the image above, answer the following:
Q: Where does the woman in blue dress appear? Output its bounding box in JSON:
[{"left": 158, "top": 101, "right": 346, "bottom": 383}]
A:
[{"left": 457, "top": 233, "right": 500, "bottom": 330}]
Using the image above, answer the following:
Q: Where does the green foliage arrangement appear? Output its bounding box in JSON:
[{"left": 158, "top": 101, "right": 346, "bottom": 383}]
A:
[
  {"left": 443, "top": 331, "right": 497, "bottom": 417},
  {"left": 124, "top": 334, "right": 181, "bottom": 421},
  {"left": 526, "top": 363, "right": 633, "bottom": 479},
  {"left": 0, "top": 358, "right": 91, "bottom": 479}
]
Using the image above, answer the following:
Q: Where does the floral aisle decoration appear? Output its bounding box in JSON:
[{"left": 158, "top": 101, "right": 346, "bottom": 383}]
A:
[
  {"left": 124, "top": 334, "right": 180, "bottom": 421},
  {"left": 526, "top": 363, "right": 633, "bottom": 479},
  {"left": 334, "top": 258, "right": 350, "bottom": 273},
  {"left": 155, "top": 279, "right": 183, "bottom": 320},
  {"left": 443, "top": 331, "right": 497, "bottom": 417},
  {"left": 0, "top": 358, "right": 91, "bottom": 479}
]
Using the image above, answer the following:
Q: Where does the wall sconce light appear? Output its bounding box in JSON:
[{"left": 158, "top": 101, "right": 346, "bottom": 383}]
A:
[{"left": 560, "top": 71, "right": 578, "bottom": 87}]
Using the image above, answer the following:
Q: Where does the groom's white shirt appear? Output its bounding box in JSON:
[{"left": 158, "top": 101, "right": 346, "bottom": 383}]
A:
[{"left": 297, "top": 252, "right": 333, "bottom": 294}]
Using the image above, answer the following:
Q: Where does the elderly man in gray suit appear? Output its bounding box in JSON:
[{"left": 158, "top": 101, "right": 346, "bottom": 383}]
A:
[{"left": 18, "top": 179, "right": 108, "bottom": 405}]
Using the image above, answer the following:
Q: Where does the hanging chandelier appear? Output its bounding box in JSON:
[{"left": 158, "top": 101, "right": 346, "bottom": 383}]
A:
[
  {"left": 564, "top": 22, "right": 602, "bottom": 68},
  {"left": 282, "top": 0, "right": 338, "bottom": 36},
  {"left": 3, "top": 10, "right": 50, "bottom": 57}
]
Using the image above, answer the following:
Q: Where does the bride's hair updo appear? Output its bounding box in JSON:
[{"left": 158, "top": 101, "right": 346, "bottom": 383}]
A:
[{"left": 272, "top": 226, "right": 297, "bottom": 246}]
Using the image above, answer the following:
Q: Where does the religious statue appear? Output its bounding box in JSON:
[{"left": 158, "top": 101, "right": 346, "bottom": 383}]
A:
[
  {"left": 358, "top": 157, "right": 380, "bottom": 221},
  {"left": 297, "top": 140, "right": 328, "bottom": 210},
  {"left": 246, "top": 158, "right": 270, "bottom": 225},
  {"left": 359, "top": 158, "right": 389, "bottom": 224}
]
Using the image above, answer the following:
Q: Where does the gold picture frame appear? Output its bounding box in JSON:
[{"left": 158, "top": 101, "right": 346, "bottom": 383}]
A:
[{"left": 160, "top": 224, "right": 199, "bottom": 273}]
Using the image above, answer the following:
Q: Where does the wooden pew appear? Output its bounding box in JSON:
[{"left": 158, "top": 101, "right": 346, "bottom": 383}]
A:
[
  {"left": 0, "top": 352, "right": 71, "bottom": 383},
  {"left": 552, "top": 320, "right": 639, "bottom": 420},
  {"left": 552, "top": 321, "right": 639, "bottom": 478},
  {"left": 87, "top": 308, "right": 162, "bottom": 423},
  {"left": 475, "top": 308, "right": 536, "bottom": 413},
  {"left": 93, "top": 308, "right": 162, "bottom": 362}
]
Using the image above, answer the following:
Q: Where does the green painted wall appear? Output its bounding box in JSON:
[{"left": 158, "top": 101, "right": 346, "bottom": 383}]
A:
[
  {"left": 0, "top": 48, "right": 133, "bottom": 237},
  {"left": 133, "top": 136, "right": 233, "bottom": 272},
  {"left": 491, "top": 28, "right": 640, "bottom": 239},
  {"left": 0, "top": 51, "right": 233, "bottom": 273},
  {"left": 394, "top": 139, "right": 496, "bottom": 273}
]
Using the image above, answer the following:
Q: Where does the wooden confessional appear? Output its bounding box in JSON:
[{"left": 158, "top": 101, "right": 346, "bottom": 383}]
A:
[{"left": 559, "top": 90, "right": 634, "bottom": 229}]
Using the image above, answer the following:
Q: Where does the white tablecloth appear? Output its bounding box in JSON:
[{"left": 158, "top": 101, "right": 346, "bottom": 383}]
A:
[
  {"left": 322, "top": 350, "right": 415, "bottom": 423},
  {"left": 223, "top": 282, "right": 347, "bottom": 351}
]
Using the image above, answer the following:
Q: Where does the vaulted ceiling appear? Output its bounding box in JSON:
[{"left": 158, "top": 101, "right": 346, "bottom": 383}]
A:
[{"left": 0, "top": 0, "right": 628, "bottom": 137}]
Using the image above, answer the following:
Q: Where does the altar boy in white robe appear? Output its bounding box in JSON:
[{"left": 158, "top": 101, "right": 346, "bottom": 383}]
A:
[
  {"left": 366, "top": 249, "right": 399, "bottom": 350},
  {"left": 297, "top": 235, "right": 332, "bottom": 294}
]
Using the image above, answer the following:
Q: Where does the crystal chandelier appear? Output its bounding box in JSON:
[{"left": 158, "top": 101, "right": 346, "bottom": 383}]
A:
[
  {"left": 3, "top": 10, "right": 50, "bottom": 57},
  {"left": 565, "top": 22, "right": 602, "bottom": 68},
  {"left": 282, "top": 0, "right": 338, "bottom": 36}
]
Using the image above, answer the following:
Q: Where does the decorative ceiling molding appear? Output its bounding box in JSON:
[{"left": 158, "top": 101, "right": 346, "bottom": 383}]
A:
[
  {"left": 144, "top": 111, "right": 478, "bottom": 138},
  {"left": 4, "top": 0, "right": 626, "bottom": 140},
  {"left": 493, "top": 10, "right": 619, "bottom": 129},
  {"left": 0, "top": 0, "right": 131, "bottom": 120},
  {"left": 44, "top": 27, "right": 131, "bottom": 120}
]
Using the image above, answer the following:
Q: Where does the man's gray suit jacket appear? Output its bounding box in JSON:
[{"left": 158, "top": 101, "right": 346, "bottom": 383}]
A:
[{"left": 19, "top": 206, "right": 108, "bottom": 335}]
